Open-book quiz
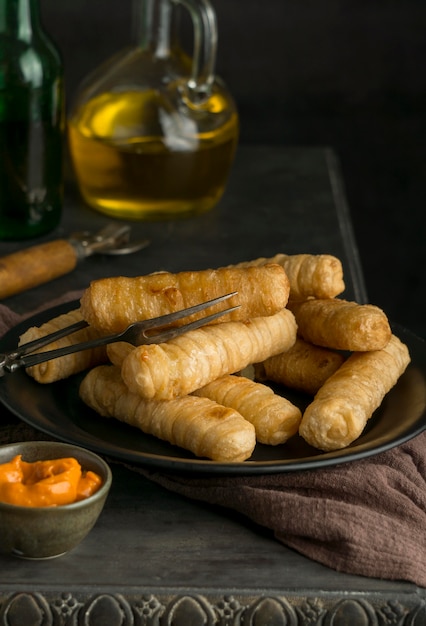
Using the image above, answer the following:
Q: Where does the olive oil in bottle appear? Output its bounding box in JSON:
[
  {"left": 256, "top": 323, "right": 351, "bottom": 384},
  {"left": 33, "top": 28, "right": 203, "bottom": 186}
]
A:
[{"left": 68, "top": 88, "right": 238, "bottom": 220}]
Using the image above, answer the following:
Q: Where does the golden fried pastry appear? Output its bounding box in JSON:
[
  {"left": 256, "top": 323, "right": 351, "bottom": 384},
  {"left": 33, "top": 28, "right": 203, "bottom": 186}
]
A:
[
  {"left": 107, "top": 341, "right": 134, "bottom": 366},
  {"left": 79, "top": 365, "right": 256, "bottom": 462},
  {"left": 109, "top": 308, "right": 297, "bottom": 400},
  {"left": 80, "top": 264, "right": 290, "bottom": 333},
  {"left": 193, "top": 374, "right": 302, "bottom": 445},
  {"left": 287, "top": 298, "right": 392, "bottom": 351},
  {"left": 254, "top": 338, "right": 346, "bottom": 396},
  {"left": 230, "top": 253, "right": 345, "bottom": 301},
  {"left": 299, "top": 334, "right": 411, "bottom": 451},
  {"left": 19, "top": 309, "right": 108, "bottom": 383}
]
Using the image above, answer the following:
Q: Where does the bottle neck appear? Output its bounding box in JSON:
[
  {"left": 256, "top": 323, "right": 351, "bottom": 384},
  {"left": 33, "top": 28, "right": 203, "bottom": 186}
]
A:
[
  {"left": 133, "top": 0, "right": 174, "bottom": 57},
  {"left": 0, "top": 0, "right": 41, "bottom": 41}
]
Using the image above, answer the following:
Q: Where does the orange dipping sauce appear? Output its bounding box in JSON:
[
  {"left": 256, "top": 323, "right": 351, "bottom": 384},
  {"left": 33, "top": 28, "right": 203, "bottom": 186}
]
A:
[{"left": 0, "top": 455, "right": 103, "bottom": 507}]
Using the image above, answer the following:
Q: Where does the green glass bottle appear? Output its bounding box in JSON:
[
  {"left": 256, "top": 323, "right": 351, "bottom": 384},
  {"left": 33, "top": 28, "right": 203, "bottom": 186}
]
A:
[{"left": 0, "top": 0, "right": 64, "bottom": 240}]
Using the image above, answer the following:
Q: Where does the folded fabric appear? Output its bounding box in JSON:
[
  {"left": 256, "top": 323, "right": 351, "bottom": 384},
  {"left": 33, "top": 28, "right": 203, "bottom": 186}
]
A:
[
  {"left": 1, "top": 296, "right": 426, "bottom": 587},
  {"left": 141, "top": 438, "right": 426, "bottom": 587},
  {"left": 0, "top": 303, "right": 20, "bottom": 336}
]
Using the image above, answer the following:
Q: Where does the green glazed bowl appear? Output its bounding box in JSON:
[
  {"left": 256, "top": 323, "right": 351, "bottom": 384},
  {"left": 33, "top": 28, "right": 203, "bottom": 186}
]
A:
[{"left": 0, "top": 441, "right": 112, "bottom": 559}]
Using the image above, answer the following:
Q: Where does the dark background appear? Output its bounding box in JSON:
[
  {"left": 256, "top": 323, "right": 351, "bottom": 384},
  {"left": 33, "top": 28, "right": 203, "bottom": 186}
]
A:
[{"left": 41, "top": 0, "right": 426, "bottom": 339}]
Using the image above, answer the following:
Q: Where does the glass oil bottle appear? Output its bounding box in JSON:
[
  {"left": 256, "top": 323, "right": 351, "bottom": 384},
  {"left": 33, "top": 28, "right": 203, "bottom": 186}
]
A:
[{"left": 68, "top": 0, "right": 239, "bottom": 220}]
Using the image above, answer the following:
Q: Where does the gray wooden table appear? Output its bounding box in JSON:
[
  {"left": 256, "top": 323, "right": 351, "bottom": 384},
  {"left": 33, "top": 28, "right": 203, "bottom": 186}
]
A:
[{"left": 0, "top": 146, "right": 424, "bottom": 625}]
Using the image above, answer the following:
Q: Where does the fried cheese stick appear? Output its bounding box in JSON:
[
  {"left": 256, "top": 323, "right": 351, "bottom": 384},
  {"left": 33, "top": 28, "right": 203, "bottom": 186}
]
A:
[
  {"left": 80, "top": 264, "right": 290, "bottom": 333},
  {"left": 79, "top": 366, "right": 256, "bottom": 462},
  {"left": 108, "top": 308, "right": 297, "bottom": 400},
  {"left": 19, "top": 309, "right": 108, "bottom": 383},
  {"left": 193, "top": 374, "right": 302, "bottom": 445},
  {"left": 299, "top": 334, "right": 411, "bottom": 451},
  {"left": 254, "top": 338, "right": 346, "bottom": 396},
  {"left": 230, "top": 253, "right": 345, "bottom": 301},
  {"left": 287, "top": 298, "right": 392, "bottom": 351}
]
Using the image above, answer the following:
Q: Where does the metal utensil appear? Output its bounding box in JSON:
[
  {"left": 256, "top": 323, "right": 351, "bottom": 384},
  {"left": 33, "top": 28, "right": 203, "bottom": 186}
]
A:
[
  {"left": 0, "top": 223, "right": 150, "bottom": 300},
  {"left": 0, "top": 292, "right": 239, "bottom": 375}
]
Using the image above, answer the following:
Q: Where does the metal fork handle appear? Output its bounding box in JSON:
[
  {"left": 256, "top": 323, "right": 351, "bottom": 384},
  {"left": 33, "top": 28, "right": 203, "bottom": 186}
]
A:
[
  {"left": 12, "top": 330, "right": 120, "bottom": 371},
  {"left": 13, "top": 320, "right": 89, "bottom": 358},
  {"left": 0, "top": 319, "right": 89, "bottom": 377}
]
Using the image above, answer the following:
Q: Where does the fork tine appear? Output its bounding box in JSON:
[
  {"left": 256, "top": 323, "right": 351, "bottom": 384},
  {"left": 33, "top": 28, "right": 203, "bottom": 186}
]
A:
[
  {"left": 137, "top": 291, "right": 238, "bottom": 330},
  {"left": 142, "top": 305, "right": 241, "bottom": 344}
]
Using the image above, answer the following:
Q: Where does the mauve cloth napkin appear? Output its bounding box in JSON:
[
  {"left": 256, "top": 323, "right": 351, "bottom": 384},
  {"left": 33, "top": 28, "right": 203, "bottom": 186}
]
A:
[{"left": 1, "top": 297, "right": 426, "bottom": 587}]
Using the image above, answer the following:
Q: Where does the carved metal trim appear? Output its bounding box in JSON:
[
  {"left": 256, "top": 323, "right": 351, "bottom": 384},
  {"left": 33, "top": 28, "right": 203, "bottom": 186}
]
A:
[{"left": 0, "top": 591, "right": 425, "bottom": 626}]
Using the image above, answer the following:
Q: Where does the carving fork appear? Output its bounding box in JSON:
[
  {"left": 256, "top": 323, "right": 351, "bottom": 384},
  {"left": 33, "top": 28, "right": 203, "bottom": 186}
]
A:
[
  {"left": 0, "top": 223, "right": 150, "bottom": 299},
  {"left": 0, "top": 292, "right": 239, "bottom": 376}
]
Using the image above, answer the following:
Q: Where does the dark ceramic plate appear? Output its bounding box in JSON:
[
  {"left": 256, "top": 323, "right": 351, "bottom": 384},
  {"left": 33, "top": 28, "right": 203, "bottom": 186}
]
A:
[{"left": 1, "top": 301, "right": 426, "bottom": 474}]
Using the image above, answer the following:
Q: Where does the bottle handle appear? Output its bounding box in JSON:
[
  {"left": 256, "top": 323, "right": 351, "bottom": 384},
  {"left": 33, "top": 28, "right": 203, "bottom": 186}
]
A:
[{"left": 172, "top": 0, "right": 217, "bottom": 101}]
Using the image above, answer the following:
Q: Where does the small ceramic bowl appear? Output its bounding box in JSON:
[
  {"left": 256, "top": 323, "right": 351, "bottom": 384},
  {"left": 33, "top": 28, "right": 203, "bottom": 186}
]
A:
[{"left": 0, "top": 441, "right": 112, "bottom": 559}]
